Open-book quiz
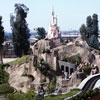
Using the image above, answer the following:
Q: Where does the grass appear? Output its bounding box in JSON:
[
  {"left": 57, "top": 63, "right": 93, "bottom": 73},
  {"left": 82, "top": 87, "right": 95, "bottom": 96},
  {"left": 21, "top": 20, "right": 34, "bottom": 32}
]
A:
[
  {"left": 6, "top": 55, "right": 30, "bottom": 66},
  {"left": 43, "top": 88, "right": 80, "bottom": 100}
]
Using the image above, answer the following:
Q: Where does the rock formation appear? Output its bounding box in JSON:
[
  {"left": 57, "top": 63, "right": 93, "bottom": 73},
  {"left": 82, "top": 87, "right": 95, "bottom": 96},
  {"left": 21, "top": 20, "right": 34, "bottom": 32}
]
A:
[
  {"left": 5, "top": 37, "right": 100, "bottom": 92},
  {"left": 5, "top": 57, "right": 49, "bottom": 92}
]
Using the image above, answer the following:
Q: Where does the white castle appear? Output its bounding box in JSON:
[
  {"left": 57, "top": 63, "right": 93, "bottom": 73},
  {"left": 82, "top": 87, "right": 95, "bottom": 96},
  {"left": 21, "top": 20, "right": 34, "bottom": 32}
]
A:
[{"left": 46, "top": 9, "right": 61, "bottom": 39}]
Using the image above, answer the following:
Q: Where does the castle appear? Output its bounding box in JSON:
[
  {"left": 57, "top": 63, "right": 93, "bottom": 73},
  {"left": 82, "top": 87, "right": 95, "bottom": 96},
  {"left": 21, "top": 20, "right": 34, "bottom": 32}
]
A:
[{"left": 46, "top": 9, "right": 61, "bottom": 39}]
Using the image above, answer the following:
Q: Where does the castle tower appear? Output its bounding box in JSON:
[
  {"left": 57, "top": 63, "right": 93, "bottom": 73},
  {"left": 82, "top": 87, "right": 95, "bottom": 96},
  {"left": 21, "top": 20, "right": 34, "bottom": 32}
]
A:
[{"left": 46, "top": 9, "right": 61, "bottom": 39}]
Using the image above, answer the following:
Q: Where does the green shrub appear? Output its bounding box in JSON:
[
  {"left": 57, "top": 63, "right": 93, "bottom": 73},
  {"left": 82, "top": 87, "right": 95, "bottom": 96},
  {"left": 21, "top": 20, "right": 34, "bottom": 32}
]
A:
[
  {"left": 27, "top": 88, "right": 36, "bottom": 96},
  {"left": 51, "top": 77, "right": 56, "bottom": 89},
  {"left": 37, "top": 59, "right": 55, "bottom": 80},
  {"left": 63, "top": 54, "right": 81, "bottom": 65},
  {"left": 40, "top": 58, "right": 48, "bottom": 65},
  {"left": 0, "top": 84, "right": 14, "bottom": 94},
  {"left": 0, "top": 67, "right": 9, "bottom": 84},
  {"left": 71, "top": 88, "right": 100, "bottom": 100},
  {"left": 6, "top": 92, "right": 36, "bottom": 100},
  {"left": 0, "top": 64, "right": 10, "bottom": 69},
  {"left": 83, "top": 65, "right": 92, "bottom": 75},
  {"left": 6, "top": 92, "right": 26, "bottom": 100}
]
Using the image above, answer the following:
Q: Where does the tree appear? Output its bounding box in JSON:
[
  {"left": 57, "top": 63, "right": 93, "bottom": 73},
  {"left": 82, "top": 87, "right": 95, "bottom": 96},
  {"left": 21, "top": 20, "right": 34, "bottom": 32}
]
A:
[
  {"left": 36, "top": 27, "right": 46, "bottom": 39},
  {"left": 86, "top": 16, "right": 92, "bottom": 38},
  {"left": 0, "top": 16, "right": 5, "bottom": 64},
  {"left": 10, "top": 4, "right": 30, "bottom": 57},
  {"left": 92, "top": 14, "right": 98, "bottom": 37},
  {"left": 80, "top": 24, "right": 86, "bottom": 40},
  {"left": 80, "top": 13, "right": 100, "bottom": 50},
  {"left": 0, "top": 67, "right": 9, "bottom": 84}
]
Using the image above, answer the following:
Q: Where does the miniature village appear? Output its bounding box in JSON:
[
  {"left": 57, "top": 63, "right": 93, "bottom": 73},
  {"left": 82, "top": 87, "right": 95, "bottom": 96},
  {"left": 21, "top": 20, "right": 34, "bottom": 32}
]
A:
[
  {"left": 1, "top": 9, "right": 100, "bottom": 100},
  {"left": 1, "top": 5, "right": 100, "bottom": 100}
]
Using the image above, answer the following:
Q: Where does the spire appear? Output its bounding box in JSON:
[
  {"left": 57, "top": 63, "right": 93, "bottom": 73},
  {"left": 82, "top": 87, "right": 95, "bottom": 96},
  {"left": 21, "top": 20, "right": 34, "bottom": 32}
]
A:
[
  {"left": 52, "top": 8, "right": 55, "bottom": 16},
  {"left": 52, "top": 9, "right": 55, "bottom": 23}
]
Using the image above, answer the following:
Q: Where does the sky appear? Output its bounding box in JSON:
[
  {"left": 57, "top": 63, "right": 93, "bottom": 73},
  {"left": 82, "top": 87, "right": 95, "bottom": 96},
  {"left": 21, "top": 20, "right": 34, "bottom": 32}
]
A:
[{"left": 0, "top": 0, "right": 100, "bottom": 32}]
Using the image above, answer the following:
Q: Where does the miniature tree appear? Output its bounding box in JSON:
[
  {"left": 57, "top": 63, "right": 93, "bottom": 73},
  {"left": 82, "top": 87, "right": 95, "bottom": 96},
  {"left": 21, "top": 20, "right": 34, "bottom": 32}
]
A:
[
  {"left": 36, "top": 27, "right": 46, "bottom": 39},
  {"left": 80, "top": 13, "right": 100, "bottom": 50},
  {"left": 10, "top": 4, "right": 30, "bottom": 57}
]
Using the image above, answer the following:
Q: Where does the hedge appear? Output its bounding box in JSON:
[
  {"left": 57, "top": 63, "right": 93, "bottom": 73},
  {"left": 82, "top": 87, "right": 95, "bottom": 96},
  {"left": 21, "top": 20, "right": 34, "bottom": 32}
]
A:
[{"left": 0, "top": 84, "right": 14, "bottom": 94}]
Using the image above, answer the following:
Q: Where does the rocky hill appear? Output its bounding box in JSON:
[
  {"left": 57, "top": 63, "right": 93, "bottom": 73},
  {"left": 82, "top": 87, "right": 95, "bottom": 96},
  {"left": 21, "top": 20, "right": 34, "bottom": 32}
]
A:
[
  {"left": 32, "top": 37, "right": 100, "bottom": 72},
  {"left": 5, "top": 37, "right": 100, "bottom": 92},
  {"left": 5, "top": 57, "right": 49, "bottom": 93}
]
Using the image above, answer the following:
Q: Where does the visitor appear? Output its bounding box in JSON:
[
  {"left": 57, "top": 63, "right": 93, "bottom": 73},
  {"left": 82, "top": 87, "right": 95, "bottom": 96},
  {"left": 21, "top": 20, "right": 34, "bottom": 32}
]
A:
[
  {"left": 62, "top": 71, "right": 65, "bottom": 79},
  {"left": 64, "top": 72, "right": 68, "bottom": 79},
  {"left": 37, "top": 86, "right": 41, "bottom": 94},
  {"left": 40, "top": 85, "right": 45, "bottom": 95},
  {"left": 56, "top": 81, "right": 62, "bottom": 94}
]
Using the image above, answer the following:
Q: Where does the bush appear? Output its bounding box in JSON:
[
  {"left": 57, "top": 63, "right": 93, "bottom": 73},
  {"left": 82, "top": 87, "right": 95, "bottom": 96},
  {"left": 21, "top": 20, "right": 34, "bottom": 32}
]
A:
[
  {"left": 27, "top": 88, "right": 36, "bottom": 96},
  {"left": 51, "top": 77, "right": 56, "bottom": 89},
  {"left": 63, "top": 54, "right": 81, "bottom": 65},
  {"left": 83, "top": 65, "right": 92, "bottom": 75},
  {"left": 71, "top": 88, "right": 100, "bottom": 100},
  {"left": 0, "top": 84, "right": 14, "bottom": 94},
  {"left": 39, "top": 59, "right": 55, "bottom": 78},
  {"left": 6, "top": 91, "right": 36, "bottom": 100},
  {"left": 0, "top": 67, "right": 9, "bottom": 84}
]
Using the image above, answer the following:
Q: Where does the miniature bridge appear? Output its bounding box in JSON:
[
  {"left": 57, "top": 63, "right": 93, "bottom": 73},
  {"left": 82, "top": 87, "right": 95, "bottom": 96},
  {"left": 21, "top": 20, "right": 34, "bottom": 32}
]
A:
[{"left": 78, "top": 73, "right": 100, "bottom": 92}]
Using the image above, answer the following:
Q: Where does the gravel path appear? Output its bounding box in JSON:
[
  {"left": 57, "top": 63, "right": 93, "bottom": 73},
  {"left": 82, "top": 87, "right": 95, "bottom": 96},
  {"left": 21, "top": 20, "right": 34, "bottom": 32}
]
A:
[{"left": 3, "top": 58, "right": 17, "bottom": 63}]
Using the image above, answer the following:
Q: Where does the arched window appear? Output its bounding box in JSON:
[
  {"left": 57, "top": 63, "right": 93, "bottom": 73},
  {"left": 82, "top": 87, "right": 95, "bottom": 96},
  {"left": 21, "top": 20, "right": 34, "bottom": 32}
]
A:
[
  {"left": 66, "top": 66, "right": 69, "bottom": 74},
  {"left": 61, "top": 65, "right": 64, "bottom": 71},
  {"left": 70, "top": 68, "right": 74, "bottom": 75}
]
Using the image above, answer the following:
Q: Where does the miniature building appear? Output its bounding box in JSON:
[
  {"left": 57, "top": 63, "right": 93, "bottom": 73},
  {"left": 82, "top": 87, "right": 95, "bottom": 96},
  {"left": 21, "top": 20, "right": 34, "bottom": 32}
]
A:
[
  {"left": 58, "top": 60, "right": 76, "bottom": 76},
  {"left": 46, "top": 9, "right": 61, "bottom": 39},
  {"left": 2, "top": 40, "right": 15, "bottom": 57}
]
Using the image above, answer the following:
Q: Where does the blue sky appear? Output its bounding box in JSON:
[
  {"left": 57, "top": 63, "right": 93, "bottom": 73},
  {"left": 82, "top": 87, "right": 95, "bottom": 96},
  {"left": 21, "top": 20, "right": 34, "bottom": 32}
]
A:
[{"left": 0, "top": 0, "right": 100, "bottom": 32}]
